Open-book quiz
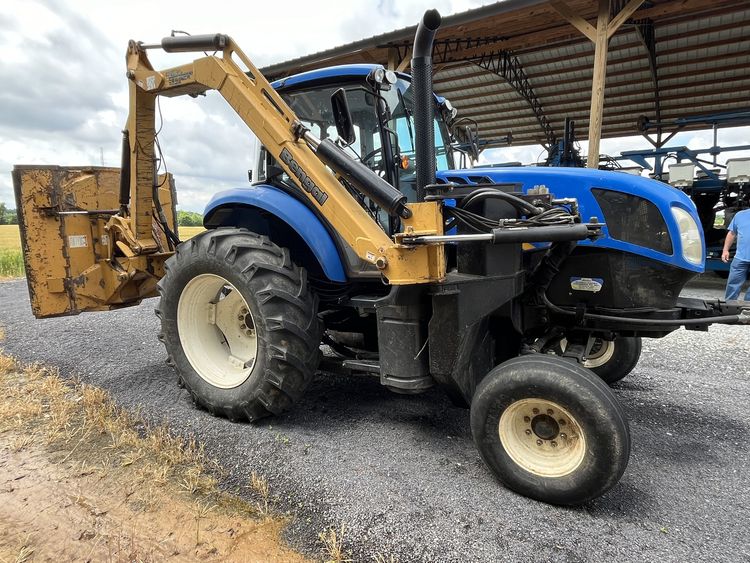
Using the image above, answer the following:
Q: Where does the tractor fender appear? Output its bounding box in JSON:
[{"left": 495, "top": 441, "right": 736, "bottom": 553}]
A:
[{"left": 203, "top": 185, "right": 347, "bottom": 282}]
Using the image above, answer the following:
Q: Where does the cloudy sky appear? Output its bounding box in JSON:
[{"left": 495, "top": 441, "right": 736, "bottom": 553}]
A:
[{"left": 1, "top": 0, "right": 747, "bottom": 212}]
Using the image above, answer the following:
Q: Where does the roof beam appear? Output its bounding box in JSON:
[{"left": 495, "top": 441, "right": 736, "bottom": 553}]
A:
[
  {"left": 547, "top": 0, "right": 645, "bottom": 166},
  {"left": 608, "top": 0, "right": 645, "bottom": 38},
  {"left": 549, "top": 1, "right": 597, "bottom": 41}
]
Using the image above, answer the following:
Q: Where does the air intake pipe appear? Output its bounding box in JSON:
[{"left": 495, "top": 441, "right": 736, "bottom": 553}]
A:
[{"left": 411, "top": 9, "right": 442, "bottom": 202}]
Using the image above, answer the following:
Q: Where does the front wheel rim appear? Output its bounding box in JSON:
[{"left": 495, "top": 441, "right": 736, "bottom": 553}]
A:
[
  {"left": 498, "top": 398, "right": 587, "bottom": 478},
  {"left": 177, "top": 273, "right": 258, "bottom": 389}
]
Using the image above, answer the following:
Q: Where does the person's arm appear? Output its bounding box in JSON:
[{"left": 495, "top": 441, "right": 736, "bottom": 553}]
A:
[{"left": 722, "top": 230, "right": 736, "bottom": 263}]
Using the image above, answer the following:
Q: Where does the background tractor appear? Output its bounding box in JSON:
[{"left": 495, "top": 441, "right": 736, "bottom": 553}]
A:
[{"left": 13, "top": 11, "right": 748, "bottom": 505}]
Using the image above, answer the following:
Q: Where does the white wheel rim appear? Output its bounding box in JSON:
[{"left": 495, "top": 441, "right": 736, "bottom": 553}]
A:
[
  {"left": 177, "top": 274, "right": 258, "bottom": 389},
  {"left": 498, "top": 398, "right": 586, "bottom": 478},
  {"left": 560, "top": 338, "right": 616, "bottom": 369}
]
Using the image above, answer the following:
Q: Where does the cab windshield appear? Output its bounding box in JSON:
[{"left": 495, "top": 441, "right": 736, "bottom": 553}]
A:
[{"left": 278, "top": 76, "right": 453, "bottom": 202}]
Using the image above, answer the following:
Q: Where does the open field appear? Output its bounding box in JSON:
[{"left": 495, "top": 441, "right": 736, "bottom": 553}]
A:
[
  {"left": 0, "top": 225, "right": 21, "bottom": 251},
  {"left": 179, "top": 225, "right": 206, "bottom": 239}
]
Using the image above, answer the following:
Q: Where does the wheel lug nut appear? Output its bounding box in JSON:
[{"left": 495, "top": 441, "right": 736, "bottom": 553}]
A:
[
  {"left": 560, "top": 433, "right": 567, "bottom": 439},
  {"left": 536, "top": 439, "right": 543, "bottom": 446},
  {"left": 532, "top": 408, "right": 539, "bottom": 414},
  {"left": 546, "top": 409, "right": 554, "bottom": 415},
  {"left": 523, "top": 416, "right": 530, "bottom": 423},
  {"left": 559, "top": 419, "right": 566, "bottom": 426},
  {"left": 240, "top": 324, "right": 246, "bottom": 330},
  {"left": 551, "top": 441, "right": 557, "bottom": 448},
  {"left": 525, "top": 429, "right": 532, "bottom": 435}
]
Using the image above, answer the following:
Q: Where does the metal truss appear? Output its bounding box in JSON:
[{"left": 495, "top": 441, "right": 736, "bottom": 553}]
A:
[
  {"left": 634, "top": 18, "right": 662, "bottom": 145},
  {"left": 472, "top": 50, "right": 557, "bottom": 146}
]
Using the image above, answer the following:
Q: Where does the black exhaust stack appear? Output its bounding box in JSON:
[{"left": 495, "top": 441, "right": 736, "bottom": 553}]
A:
[{"left": 412, "top": 9, "right": 441, "bottom": 202}]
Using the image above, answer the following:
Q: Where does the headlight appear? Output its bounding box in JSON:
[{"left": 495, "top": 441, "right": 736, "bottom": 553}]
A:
[{"left": 671, "top": 207, "right": 703, "bottom": 265}]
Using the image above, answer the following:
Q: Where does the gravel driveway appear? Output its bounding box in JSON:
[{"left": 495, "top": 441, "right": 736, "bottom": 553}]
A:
[{"left": 0, "top": 277, "right": 748, "bottom": 562}]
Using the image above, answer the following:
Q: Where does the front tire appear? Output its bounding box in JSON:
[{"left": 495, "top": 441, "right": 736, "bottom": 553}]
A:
[
  {"left": 156, "top": 228, "right": 322, "bottom": 422},
  {"left": 585, "top": 337, "right": 641, "bottom": 385},
  {"left": 470, "top": 355, "right": 630, "bottom": 505},
  {"left": 560, "top": 336, "right": 642, "bottom": 385}
]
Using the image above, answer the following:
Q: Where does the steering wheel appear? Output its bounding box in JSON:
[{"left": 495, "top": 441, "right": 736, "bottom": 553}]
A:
[{"left": 361, "top": 147, "right": 384, "bottom": 166}]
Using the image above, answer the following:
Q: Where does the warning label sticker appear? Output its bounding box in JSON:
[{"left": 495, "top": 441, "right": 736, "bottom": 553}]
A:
[
  {"left": 68, "top": 235, "right": 88, "bottom": 249},
  {"left": 570, "top": 277, "right": 604, "bottom": 293}
]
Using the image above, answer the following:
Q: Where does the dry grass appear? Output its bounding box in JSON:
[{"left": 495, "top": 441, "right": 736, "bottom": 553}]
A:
[
  {"left": 8, "top": 534, "right": 35, "bottom": 563},
  {"left": 0, "top": 225, "right": 21, "bottom": 251},
  {"left": 0, "top": 354, "right": 235, "bottom": 512},
  {"left": 180, "top": 226, "right": 205, "bottom": 240},
  {"left": 0, "top": 352, "right": 308, "bottom": 560},
  {"left": 250, "top": 470, "right": 271, "bottom": 515},
  {"left": 319, "top": 524, "right": 353, "bottom": 563}
]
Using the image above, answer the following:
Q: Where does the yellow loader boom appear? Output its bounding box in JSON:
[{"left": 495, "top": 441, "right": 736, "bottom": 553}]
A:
[{"left": 120, "top": 34, "right": 444, "bottom": 282}]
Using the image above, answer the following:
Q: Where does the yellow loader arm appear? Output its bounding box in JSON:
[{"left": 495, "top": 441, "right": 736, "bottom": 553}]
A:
[{"left": 120, "top": 34, "right": 444, "bottom": 280}]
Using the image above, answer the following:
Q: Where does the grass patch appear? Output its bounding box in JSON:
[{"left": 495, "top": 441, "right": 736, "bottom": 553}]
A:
[
  {"left": 0, "top": 225, "right": 23, "bottom": 278},
  {"left": 0, "top": 249, "right": 24, "bottom": 278}
]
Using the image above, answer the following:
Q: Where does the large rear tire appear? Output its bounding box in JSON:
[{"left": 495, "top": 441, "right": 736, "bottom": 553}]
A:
[
  {"left": 470, "top": 355, "right": 630, "bottom": 505},
  {"left": 156, "top": 228, "right": 322, "bottom": 422}
]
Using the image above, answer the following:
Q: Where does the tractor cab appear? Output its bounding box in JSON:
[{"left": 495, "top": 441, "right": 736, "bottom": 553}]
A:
[{"left": 255, "top": 65, "right": 459, "bottom": 211}]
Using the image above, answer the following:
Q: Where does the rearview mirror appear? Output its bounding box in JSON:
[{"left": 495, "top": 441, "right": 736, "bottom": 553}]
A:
[{"left": 331, "top": 88, "right": 356, "bottom": 147}]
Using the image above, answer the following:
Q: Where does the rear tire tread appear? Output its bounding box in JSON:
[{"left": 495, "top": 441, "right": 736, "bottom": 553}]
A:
[{"left": 157, "top": 227, "right": 322, "bottom": 422}]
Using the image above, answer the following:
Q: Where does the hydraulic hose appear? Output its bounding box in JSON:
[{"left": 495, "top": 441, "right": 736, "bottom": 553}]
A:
[
  {"left": 412, "top": 9, "right": 441, "bottom": 202},
  {"left": 119, "top": 130, "right": 130, "bottom": 212},
  {"left": 460, "top": 188, "right": 542, "bottom": 216}
]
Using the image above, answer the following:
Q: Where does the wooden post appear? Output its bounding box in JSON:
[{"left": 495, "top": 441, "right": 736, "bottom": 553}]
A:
[
  {"left": 387, "top": 48, "right": 398, "bottom": 71},
  {"left": 587, "top": 0, "right": 610, "bottom": 168},
  {"left": 551, "top": 0, "right": 645, "bottom": 168}
]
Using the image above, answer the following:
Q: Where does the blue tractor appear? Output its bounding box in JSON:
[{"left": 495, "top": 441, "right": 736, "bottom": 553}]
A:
[{"left": 13, "top": 11, "right": 748, "bottom": 505}]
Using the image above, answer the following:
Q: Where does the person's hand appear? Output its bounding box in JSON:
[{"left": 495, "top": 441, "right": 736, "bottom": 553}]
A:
[{"left": 722, "top": 250, "right": 731, "bottom": 263}]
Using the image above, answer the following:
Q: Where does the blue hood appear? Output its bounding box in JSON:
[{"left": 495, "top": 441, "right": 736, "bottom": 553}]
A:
[{"left": 437, "top": 166, "right": 703, "bottom": 273}]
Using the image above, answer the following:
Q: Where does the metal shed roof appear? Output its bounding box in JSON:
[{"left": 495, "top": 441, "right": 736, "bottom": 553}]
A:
[{"left": 260, "top": 0, "right": 750, "bottom": 147}]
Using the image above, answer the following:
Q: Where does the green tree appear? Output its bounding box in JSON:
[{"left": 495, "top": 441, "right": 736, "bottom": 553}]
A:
[
  {"left": 0, "top": 203, "right": 18, "bottom": 225},
  {"left": 177, "top": 210, "right": 204, "bottom": 227}
]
